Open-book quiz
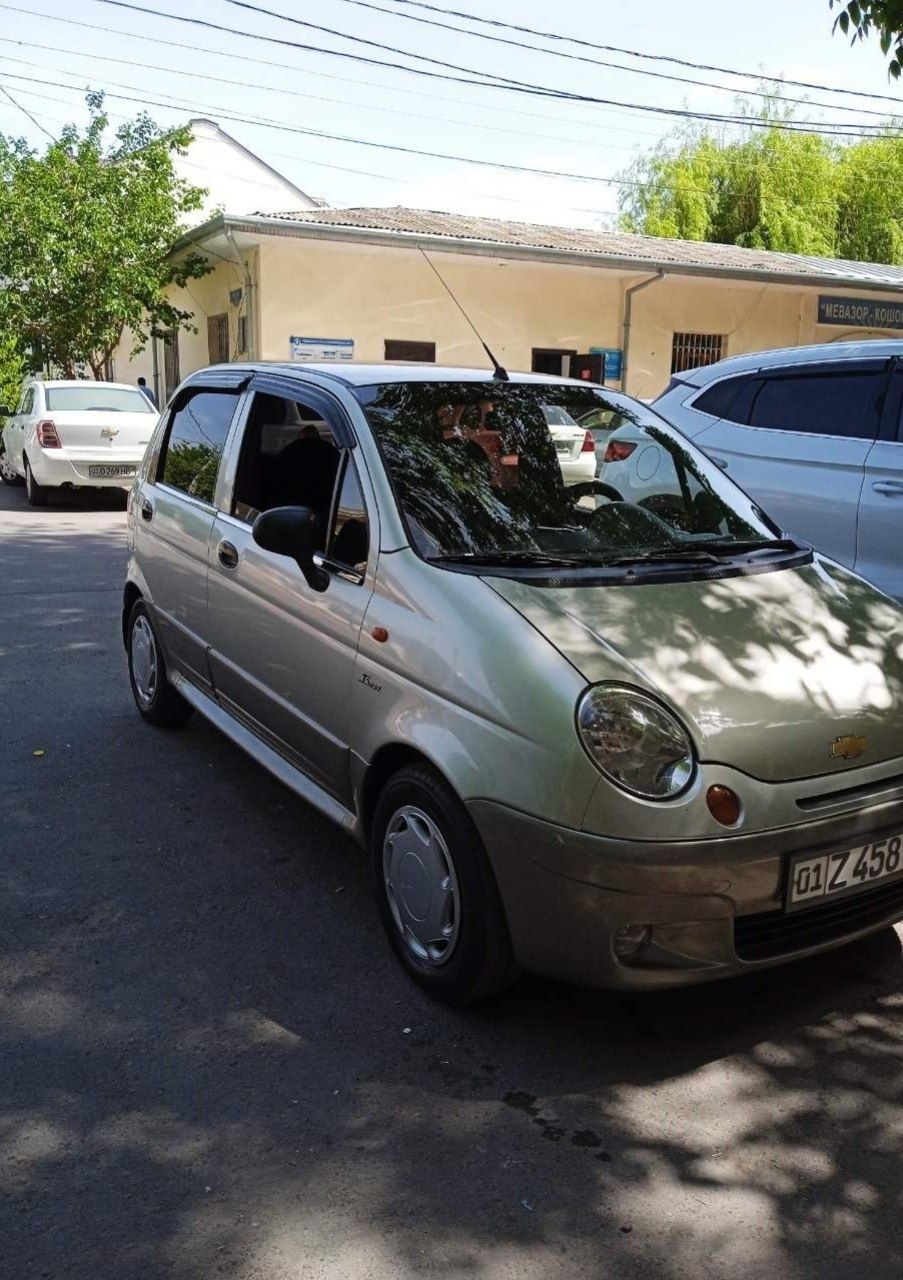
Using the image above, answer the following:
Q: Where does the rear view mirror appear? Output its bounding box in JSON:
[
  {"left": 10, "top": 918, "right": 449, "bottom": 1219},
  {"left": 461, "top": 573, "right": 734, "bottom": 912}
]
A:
[{"left": 252, "top": 505, "right": 328, "bottom": 591}]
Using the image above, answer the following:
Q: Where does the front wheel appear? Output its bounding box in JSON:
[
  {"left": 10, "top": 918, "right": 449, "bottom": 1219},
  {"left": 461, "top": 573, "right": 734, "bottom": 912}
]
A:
[
  {"left": 24, "top": 457, "right": 47, "bottom": 506},
  {"left": 127, "top": 600, "right": 193, "bottom": 728},
  {"left": 371, "top": 764, "right": 518, "bottom": 1004}
]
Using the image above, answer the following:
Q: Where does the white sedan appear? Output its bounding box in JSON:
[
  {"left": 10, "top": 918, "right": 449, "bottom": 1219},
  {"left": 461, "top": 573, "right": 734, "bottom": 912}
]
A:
[
  {"left": 0, "top": 378, "right": 158, "bottom": 506},
  {"left": 543, "top": 404, "right": 597, "bottom": 485}
]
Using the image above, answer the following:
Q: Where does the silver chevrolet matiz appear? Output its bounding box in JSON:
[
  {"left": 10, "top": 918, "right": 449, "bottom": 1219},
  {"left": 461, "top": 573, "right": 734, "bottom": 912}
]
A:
[{"left": 124, "top": 363, "right": 903, "bottom": 1003}]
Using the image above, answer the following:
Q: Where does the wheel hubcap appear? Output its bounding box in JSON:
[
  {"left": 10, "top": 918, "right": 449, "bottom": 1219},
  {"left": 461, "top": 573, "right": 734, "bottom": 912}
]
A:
[
  {"left": 383, "top": 805, "right": 460, "bottom": 966},
  {"left": 131, "top": 615, "right": 158, "bottom": 705}
]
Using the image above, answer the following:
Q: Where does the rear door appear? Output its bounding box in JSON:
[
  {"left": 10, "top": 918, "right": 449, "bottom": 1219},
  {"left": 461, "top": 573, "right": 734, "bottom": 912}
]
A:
[
  {"left": 135, "top": 378, "right": 246, "bottom": 692},
  {"left": 694, "top": 360, "right": 887, "bottom": 566},
  {"left": 856, "top": 362, "right": 903, "bottom": 598},
  {"left": 206, "top": 374, "right": 375, "bottom": 804}
]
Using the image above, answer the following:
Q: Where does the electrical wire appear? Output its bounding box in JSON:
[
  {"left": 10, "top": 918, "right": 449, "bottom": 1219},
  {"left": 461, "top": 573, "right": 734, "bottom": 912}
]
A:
[
  {"left": 79, "top": 0, "right": 900, "bottom": 137},
  {"left": 378, "top": 0, "right": 903, "bottom": 107},
  {"left": 324, "top": 0, "right": 903, "bottom": 121},
  {"left": 0, "top": 80, "right": 54, "bottom": 138}
]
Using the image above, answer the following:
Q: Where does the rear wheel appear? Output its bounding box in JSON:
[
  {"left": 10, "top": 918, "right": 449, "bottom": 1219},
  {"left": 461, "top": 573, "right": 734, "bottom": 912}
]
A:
[
  {"left": 0, "top": 444, "right": 22, "bottom": 486},
  {"left": 371, "top": 763, "right": 518, "bottom": 1004},
  {"left": 24, "top": 457, "right": 48, "bottom": 506},
  {"left": 127, "top": 600, "right": 193, "bottom": 728}
]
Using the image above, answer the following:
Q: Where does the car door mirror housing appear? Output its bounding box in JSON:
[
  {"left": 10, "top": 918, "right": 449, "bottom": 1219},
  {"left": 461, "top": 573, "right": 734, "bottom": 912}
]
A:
[
  {"left": 0, "top": 405, "right": 11, "bottom": 417},
  {"left": 252, "top": 505, "right": 329, "bottom": 590}
]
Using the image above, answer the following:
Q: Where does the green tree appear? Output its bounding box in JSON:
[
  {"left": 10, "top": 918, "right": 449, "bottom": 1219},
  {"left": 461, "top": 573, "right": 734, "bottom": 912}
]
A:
[
  {"left": 620, "top": 106, "right": 903, "bottom": 264},
  {"left": 830, "top": 1, "right": 903, "bottom": 77},
  {"left": 0, "top": 93, "right": 210, "bottom": 380},
  {"left": 0, "top": 329, "right": 24, "bottom": 419}
]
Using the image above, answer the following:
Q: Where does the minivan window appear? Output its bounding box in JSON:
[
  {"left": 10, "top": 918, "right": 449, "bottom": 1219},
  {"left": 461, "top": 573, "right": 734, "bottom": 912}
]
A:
[
  {"left": 356, "top": 382, "right": 776, "bottom": 567},
  {"left": 158, "top": 390, "right": 239, "bottom": 505},
  {"left": 45, "top": 386, "right": 155, "bottom": 413},
  {"left": 329, "top": 457, "right": 369, "bottom": 572},
  {"left": 747, "top": 371, "right": 884, "bottom": 439},
  {"left": 231, "top": 391, "right": 340, "bottom": 528}
]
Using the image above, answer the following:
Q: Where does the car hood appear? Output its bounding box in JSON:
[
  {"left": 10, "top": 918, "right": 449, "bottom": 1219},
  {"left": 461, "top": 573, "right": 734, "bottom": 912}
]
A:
[{"left": 488, "top": 559, "right": 903, "bottom": 783}]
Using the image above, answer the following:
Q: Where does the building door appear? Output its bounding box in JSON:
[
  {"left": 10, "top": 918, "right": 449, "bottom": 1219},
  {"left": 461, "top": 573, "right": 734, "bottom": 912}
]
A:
[{"left": 532, "top": 348, "right": 576, "bottom": 376}]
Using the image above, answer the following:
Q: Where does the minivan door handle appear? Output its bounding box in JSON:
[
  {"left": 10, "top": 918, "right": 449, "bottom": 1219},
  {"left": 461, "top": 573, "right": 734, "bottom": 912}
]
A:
[
  {"left": 217, "top": 539, "right": 239, "bottom": 569},
  {"left": 140, "top": 498, "right": 154, "bottom": 522},
  {"left": 872, "top": 480, "right": 903, "bottom": 496}
]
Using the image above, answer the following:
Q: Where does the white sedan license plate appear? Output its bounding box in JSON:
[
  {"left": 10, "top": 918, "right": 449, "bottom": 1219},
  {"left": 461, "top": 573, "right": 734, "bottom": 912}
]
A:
[
  {"left": 88, "top": 464, "right": 135, "bottom": 479},
  {"left": 787, "top": 833, "right": 903, "bottom": 911}
]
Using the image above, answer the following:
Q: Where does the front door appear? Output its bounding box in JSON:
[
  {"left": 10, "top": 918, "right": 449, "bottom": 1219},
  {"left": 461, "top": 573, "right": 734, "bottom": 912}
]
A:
[
  {"left": 135, "top": 385, "right": 243, "bottom": 690},
  {"left": 856, "top": 364, "right": 903, "bottom": 599},
  {"left": 206, "top": 379, "right": 374, "bottom": 804}
]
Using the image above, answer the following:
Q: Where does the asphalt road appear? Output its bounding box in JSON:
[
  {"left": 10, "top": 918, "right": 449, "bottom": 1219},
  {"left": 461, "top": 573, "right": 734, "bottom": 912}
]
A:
[{"left": 3, "top": 479, "right": 903, "bottom": 1280}]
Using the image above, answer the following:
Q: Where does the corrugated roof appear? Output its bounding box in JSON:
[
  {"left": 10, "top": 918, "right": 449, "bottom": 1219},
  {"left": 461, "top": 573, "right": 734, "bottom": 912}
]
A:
[{"left": 246, "top": 206, "right": 903, "bottom": 289}]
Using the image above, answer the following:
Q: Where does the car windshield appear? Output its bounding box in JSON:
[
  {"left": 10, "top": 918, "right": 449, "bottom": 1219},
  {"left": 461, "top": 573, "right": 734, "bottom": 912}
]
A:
[
  {"left": 44, "top": 386, "right": 155, "bottom": 413},
  {"left": 356, "top": 382, "right": 779, "bottom": 565}
]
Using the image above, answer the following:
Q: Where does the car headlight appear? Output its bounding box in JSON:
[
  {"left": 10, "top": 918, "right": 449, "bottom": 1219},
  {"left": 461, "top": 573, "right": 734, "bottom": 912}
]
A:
[{"left": 577, "top": 684, "right": 695, "bottom": 799}]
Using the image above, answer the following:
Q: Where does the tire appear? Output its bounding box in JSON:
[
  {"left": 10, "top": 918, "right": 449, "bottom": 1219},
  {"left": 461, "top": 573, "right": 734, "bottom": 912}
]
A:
[
  {"left": 126, "top": 599, "right": 193, "bottom": 728},
  {"left": 0, "top": 445, "right": 22, "bottom": 486},
  {"left": 371, "top": 763, "right": 518, "bottom": 1004},
  {"left": 24, "top": 457, "right": 48, "bottom": 507}
]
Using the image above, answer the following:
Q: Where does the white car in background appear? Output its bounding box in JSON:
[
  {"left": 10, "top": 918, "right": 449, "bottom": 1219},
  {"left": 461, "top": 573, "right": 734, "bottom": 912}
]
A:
[
  {"left": 0, "top": 378, "right": 158, "bottom": 506},
  {"left": 543, "top": 404, "right": 596, "bottom": 485}
]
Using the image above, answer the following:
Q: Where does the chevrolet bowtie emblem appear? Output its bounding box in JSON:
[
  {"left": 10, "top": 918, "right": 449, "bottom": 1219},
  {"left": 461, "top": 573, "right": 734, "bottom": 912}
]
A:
[
  {"left": 830, "top": 734, "right": 868, "bottom": 760},
  {"left": 101, "top": 426, "right": 119, "bottom": 439}
]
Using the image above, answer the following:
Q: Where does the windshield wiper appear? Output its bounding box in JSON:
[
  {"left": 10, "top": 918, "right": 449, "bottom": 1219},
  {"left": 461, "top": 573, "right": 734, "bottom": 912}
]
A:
[
  {"left": 603, "top": 537, "right": 804, "bottom": 568},
  {"left": 427, "top": 550, "right": 588, "bottom": 568}
]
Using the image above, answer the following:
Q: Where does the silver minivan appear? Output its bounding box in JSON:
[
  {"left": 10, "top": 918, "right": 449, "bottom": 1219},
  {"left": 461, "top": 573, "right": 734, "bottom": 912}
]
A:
[
  {"left": 124, "top": 363, "right": 903, "bottom": 1003},
  {"left": 655, "top": 340, "right": 903, "bottom": 599}
]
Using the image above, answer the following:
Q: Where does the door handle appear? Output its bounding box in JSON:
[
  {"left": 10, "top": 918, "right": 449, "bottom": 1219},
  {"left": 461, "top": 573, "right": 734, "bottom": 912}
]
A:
[
  {"left": 872, "top": 480, "right": 903, "bottom": 496},
  {"left": 140, "top": 498, "right": 154, "bottom": 522},
  {"left": 217, "top": 539, "right": 239, "bottom": 569},
  {"left": 710, "top": 455, "right": 729, "bottom": 470}
]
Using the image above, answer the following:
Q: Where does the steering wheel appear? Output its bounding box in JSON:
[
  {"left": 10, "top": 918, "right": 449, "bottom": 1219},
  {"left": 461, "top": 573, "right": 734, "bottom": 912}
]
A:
[{"left": 569, "top": 479, "right": 624, "bottom": 504}]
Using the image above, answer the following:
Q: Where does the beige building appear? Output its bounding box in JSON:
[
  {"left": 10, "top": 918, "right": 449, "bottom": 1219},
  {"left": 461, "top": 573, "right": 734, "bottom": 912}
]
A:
[{"left": 117, "top": 138, "right": 903, "bottom": 404}]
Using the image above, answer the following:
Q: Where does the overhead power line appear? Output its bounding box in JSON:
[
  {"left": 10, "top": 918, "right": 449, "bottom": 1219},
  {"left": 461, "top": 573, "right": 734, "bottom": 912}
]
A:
[
  {"left": 325, "top": 0, "right": 902, "bottom": 121},
  {"left": 0, "top": 81, "right": 54, "bottom": 138},
  {"left": 4, "top": 68, "right": 900, "bottom": 211},
  {"left": 0, "top": 45, "right": 658, "bottom": 156},
  {"left": 380, "top": 0, "right": 903, "bottom": 107},
  {"left": 0, "top": 5, "right": 666, "bottom": 139},
  {"left": 82, "top": 0, "right": 903, "bottom": 137}
]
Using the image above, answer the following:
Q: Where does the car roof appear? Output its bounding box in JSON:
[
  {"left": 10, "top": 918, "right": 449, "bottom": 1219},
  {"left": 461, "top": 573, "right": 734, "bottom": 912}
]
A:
[
  {"left": 198, "top": 361, "right": 596, "bottom": 389},
  {"left": 38, "top": 379, "right": 147, "bottom": 391},
  {"left": 670, "top": 339, "right": 903, "bottom": 386}
]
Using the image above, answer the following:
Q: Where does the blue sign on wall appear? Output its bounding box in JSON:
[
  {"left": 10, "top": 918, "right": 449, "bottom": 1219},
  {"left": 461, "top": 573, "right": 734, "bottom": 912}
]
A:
[{"left": 590, "top": 347, "right": 623, "bottom": 381}]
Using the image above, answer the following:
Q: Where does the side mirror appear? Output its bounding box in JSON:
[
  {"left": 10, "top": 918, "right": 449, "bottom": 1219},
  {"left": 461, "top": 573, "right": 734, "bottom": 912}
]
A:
[
  {"left": 252, "top": 505, "right": 329, "bottom": 591},
  {"left": 0, "top": 405, "right": 11, "bottom": 418}
]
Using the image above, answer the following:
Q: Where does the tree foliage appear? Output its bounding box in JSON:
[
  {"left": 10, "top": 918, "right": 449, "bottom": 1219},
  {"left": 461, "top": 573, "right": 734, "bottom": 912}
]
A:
[
  {"left": 620, "top": 104, "right": 903, "bottom": 264},
  {"left": 0, "top": 330, "right": 24, "bottom": 421},
  {"left": 831, "top": 0, "right": 903, "bottom": 78},
  {"left": 0, "top": 93, "right": 211, "bottom": 379}
]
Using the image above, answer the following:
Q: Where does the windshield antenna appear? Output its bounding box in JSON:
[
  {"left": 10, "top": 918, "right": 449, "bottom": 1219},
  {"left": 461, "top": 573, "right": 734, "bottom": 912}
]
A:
[{"left": 418, "top": 247, "right": 508, "bottom": 381}]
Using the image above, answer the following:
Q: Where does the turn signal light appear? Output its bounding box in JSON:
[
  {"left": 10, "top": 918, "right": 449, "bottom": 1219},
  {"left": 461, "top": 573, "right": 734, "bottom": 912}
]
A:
[
  {"left": 603, "top": 440, "right": 636, "bottom": 463},
  {"left": 581, "top": 430, "right": 596, "bottom": 453},
  {"left": 36, "top": 419, "right": 62, "bottom": 448},
  {"left": 707, "top": 784, "right": 742, "bottom": 827}
]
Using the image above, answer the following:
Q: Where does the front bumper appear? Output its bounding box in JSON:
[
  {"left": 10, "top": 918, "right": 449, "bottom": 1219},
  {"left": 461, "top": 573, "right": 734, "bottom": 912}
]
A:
[
  {"left": 29, "top": 449, "right": 142, "bottom": 488},
  {"left": 468, "top": 798, "right": 903, "bottom": 990}
]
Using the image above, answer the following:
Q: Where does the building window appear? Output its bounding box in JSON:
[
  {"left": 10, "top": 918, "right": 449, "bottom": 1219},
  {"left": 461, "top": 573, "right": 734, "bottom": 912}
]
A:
[
  {"left": 208, "top": 312, "right": 230, "bottom": 364},
  {"left": 163, "top": 330, "right": 180, "bottom": 398},
  {"left": 384, "top": 339, "right": 436, "bottom": 362},
  {"left": 532, "top": 348, "right": 576, "bottom": 376},
  {"left": 237, "top": 315, "right": 249, "bottom": 355},
  {"left": 671, "top": 332, "right": 725, "bottom": 374}
]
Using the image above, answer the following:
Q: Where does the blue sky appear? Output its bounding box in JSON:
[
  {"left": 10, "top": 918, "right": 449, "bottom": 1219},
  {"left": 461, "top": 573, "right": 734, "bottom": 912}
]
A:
[{"left": 0, "top": 0, "right": 899, "bottom": 227}]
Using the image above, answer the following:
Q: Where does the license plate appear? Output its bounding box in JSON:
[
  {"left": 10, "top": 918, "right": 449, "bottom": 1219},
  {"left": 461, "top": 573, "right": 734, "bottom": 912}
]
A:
[
  {"left": 88, "top": 464, "right": 135, "bottom": 479},
  {"left": 787, "top": 833, "right": 903, "bottom": 911},
  {"left": 556, "top": 445, "right": 571, "bottom": 456}
]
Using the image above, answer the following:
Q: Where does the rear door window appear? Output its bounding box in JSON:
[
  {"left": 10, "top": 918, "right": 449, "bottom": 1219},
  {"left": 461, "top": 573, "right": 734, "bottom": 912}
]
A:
[
  {"left": 747, "top": 370, "right": 885, "bottom": 439},
  {"left": 157, "top": 389, "right": 239, "bottom": 504},
  {"left": 693, "top": 376, "right": 750, "bottom": 420}
]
